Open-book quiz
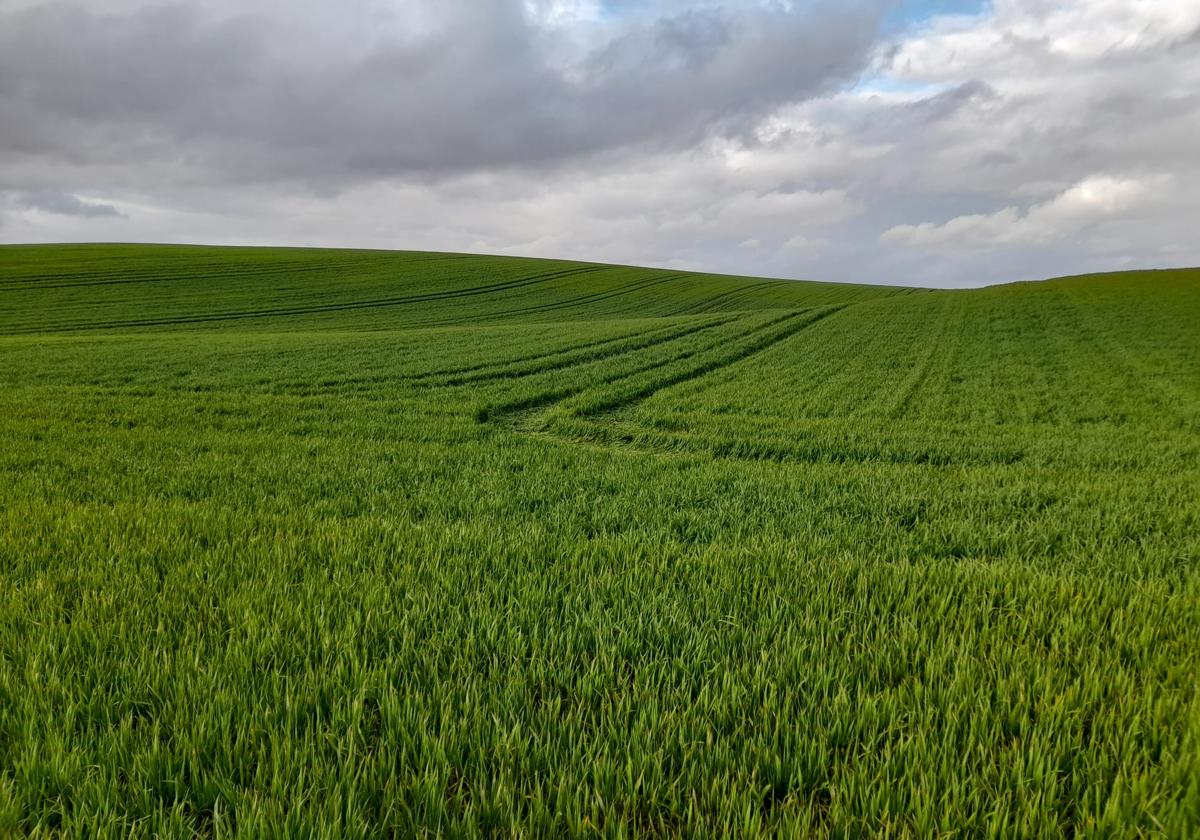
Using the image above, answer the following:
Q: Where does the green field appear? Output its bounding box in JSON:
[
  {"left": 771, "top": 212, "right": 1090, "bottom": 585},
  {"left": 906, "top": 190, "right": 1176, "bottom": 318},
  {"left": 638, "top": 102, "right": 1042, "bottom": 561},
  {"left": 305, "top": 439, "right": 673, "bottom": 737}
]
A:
[{"left": 1, "top": 243, "right": 1198, "bottom": 837}]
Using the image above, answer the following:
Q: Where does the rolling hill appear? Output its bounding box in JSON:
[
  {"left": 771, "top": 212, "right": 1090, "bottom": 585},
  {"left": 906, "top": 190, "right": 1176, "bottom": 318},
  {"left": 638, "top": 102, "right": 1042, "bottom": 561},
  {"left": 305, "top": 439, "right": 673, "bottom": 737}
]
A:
[{"left": 1, "top": 244, "right": 1197, "bottom": 836}]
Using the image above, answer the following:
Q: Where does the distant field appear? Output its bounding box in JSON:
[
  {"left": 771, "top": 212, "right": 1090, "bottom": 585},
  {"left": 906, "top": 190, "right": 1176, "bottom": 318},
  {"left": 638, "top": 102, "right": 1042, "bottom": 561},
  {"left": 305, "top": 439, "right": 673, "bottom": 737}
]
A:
[{"left": 1, "top": 244, "right": 1197, "bottom": 837}]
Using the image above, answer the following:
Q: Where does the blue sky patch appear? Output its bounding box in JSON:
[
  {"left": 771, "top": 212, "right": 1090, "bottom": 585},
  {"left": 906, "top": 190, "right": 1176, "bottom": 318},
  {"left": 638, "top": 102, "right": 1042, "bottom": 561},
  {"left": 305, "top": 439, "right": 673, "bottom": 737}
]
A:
[{"left": 885, "top": 0, "right": 989, "bottom": 32}]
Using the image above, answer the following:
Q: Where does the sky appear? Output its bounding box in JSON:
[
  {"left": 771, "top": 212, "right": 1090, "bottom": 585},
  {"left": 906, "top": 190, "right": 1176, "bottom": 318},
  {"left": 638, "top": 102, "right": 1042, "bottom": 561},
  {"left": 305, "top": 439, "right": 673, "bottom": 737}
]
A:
[{"left": 1, "top": 0, "right": 1197, "bottom": 287}]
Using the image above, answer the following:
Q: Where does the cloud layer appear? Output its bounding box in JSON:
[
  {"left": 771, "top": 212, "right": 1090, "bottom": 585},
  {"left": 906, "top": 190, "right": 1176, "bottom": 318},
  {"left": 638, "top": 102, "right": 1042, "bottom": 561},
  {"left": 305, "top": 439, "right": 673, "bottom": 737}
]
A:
[{"left": 2, "top": 0, "right": 1197, "bottom": 287}]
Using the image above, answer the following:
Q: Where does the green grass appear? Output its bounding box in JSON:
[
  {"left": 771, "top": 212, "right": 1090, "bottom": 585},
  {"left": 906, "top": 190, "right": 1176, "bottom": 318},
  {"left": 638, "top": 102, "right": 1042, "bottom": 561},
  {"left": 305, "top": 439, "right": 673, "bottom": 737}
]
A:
[{"left": 1, "top": 243, "right": 1197, "bottom": 837}]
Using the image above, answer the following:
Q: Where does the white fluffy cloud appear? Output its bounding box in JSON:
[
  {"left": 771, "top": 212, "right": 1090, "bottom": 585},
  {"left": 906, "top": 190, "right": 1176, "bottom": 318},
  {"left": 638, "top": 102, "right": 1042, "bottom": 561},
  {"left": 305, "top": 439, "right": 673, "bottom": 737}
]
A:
[{"left": 882, "top": 175, "right": 1165, "bottom": 249}]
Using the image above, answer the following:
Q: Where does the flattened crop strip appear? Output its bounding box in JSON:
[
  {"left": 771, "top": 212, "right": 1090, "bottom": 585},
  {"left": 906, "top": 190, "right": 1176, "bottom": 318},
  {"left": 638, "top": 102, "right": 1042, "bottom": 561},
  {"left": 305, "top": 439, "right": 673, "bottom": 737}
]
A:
[
  {"left": 473, "top": 310, "right": 797, "bottom": 424},
  {"left": 476, "top": 306, "right": 847, "bottom": 444},
  {"left": 562, "top": 306, "right": 846, "bottom": 419},
  {"left": 1, "top": 264, "right": 612, "bottom": 334},
  {"left": 465, "top": 272, "right": 696, "bottom": 322},
  {"left": 0, "top": 254, "right": 474, "bottom": 292},
  {"left": 426, "top": 315, "right": 737, "bottom": 387}
]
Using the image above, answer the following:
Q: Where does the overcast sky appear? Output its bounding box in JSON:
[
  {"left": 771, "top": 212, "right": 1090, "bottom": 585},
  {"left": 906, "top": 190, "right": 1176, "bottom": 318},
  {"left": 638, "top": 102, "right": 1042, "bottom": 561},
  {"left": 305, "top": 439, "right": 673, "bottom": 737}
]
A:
[{"left": 1, "top": 0, "right": 1197, "bottom": 287}]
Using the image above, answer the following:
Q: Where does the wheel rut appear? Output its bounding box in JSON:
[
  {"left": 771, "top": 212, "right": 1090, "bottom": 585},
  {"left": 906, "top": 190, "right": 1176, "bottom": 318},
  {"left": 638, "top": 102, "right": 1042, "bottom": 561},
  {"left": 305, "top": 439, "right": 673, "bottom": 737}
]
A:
[
  {"left": 477, "top": 305, "right": 850, "bottom": 454},
  {"left": 4, "top": 264, "right": 612, "bottom": 334}
]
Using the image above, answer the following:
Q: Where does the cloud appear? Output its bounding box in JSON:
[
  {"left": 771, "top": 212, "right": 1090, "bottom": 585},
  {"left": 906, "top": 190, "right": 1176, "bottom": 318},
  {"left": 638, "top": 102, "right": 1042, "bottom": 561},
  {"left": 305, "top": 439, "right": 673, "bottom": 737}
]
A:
[
  {"left": 11, "top": 190, "right": 124, "bottom": 218},
  {"left": 882, "top": 175, "right": 1163, "bottom": 249},
  {"left": 0, "top": 0, "right": 883, "bottom": 185},
  {"left": 0, "top": 0, "right": 1197, "bottom": 288}
]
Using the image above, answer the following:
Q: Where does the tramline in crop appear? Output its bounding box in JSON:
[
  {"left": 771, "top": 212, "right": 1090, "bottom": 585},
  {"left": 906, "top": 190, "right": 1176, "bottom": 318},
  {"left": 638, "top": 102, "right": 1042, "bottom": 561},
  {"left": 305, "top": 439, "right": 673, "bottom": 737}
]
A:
[{"left": 1, "top": 244, "right": 1197, "bottom": 837}]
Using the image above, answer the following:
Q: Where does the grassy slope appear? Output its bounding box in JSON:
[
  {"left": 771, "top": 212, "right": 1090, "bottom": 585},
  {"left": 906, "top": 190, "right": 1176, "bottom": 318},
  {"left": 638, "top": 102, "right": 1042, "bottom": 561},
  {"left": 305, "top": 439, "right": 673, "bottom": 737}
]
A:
[{"left": 0, "top": 244, "right": 1197, "bottom": 837}]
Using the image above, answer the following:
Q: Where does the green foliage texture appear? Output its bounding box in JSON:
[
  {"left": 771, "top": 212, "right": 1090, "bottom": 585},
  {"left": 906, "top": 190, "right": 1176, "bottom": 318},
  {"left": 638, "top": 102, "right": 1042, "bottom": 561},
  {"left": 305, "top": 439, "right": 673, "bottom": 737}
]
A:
[{"left": 1, "top": 244, "right": 1198, "bottom": 837}]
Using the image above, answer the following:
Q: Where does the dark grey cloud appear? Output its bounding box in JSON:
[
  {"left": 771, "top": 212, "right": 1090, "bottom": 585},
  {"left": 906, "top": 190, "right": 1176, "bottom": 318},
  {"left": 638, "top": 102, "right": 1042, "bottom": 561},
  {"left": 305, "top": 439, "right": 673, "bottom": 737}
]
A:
[
  {"left": 0, "top": 0, "right": 885, "bottom": 188},
  {"left": 12, "top": 189, "right": 123, "bottom": 217}
]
